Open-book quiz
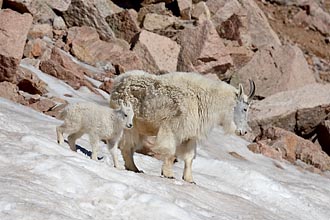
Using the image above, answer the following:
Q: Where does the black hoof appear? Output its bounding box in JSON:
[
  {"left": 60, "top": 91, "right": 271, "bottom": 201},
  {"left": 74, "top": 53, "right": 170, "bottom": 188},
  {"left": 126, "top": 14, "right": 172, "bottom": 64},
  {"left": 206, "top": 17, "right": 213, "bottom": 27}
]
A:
[
  {"left": 182, "top": 177, "right": 196, "bottom": 184},
  {"left": 126, "top": 167, "right": 144, "bottom": 173},
  {"left": 161, "top": 172, "right": 175, "bottom": 179},
  {"left": 161, "top": 175, "right": 175, "bottom": 179}
]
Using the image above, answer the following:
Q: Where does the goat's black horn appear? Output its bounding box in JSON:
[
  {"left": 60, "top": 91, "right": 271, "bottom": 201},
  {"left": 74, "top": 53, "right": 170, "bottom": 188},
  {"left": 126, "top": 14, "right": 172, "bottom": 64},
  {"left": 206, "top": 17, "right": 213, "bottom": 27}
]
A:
[{"left": 248, "top": 79, "right": 255, "bottom": 99}]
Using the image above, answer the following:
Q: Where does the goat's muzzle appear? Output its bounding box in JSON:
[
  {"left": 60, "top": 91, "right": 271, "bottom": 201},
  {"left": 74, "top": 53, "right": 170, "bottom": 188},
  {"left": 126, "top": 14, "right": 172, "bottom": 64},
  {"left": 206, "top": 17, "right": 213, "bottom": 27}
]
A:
[{"left": 235, "top": 130, "right": 247, "bottom": 136}]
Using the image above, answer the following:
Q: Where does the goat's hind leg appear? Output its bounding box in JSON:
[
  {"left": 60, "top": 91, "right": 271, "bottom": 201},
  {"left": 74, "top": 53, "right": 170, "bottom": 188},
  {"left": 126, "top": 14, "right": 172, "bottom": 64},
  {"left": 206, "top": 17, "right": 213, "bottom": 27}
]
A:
[
  {"left": 67, "top": 131, "right": 84, "bottom": 152},
  {"left": 56, "top": 125, "right": 65, "bottom": 145}
]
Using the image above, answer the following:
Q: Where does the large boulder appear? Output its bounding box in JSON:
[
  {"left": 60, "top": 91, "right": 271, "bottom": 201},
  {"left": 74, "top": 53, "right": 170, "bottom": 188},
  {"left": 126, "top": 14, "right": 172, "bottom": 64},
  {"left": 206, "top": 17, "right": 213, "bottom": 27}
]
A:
[
  {"left": 249, "top": 83, "right": 330, "bottom": 139},
  {"left": 0, "top": 9, "right": 33, "bottom": 83},
  {"left": 207, "top": 0, "right": 281, "bottom": 48},
  {"left": 0, "top": 81, "right": 27, "bottom": 104},
  {"left": 66, "top": 26, "right": 142, "bottom": 73},
  {"left": 29, "top": 98, "right": 57, "bottom": 114},
  {"left": 132, "top": 30, "right": 181, "bottom": 73},
  {"left": 177, "top": 20, "right": 233, "bottom": 79},
  {"left": 142, "top": 13, "right": 177, "bottom": 31},
  {"left": 231, "top": 44, "right": 316, "bottom": 98},
  {"left": 249, "top": 127, "right": 330, "bottom": 172},
  {"left": 9, "top": 0, "right": 71, "bottom": 12},
  {"left": 63, "top": 0, "right": 121, "bottom": 41},
  {"left": 44, "top": 0, "right": 71, "bottom": 12},
  {"left": 48, "top": 47, "right": 113, "bottom": 82},
  {"left": 4, "top": 0, "right": 68, "bottom": 23},
  {"left": 24, "top": 38, "right": 49, "bottom": 59},
  {"left": 191, "top": 1, "right": 211, "bottom": 22},
  {"left": 137, "top": 2, "right": 171, "bottom": 23},
  {"left": 27, "top": 23, "right": 53, "bottom": 39},
  {"left": 177, "top": 0, "right": 192, "bottom": 19},
  {"left": 16, "top": 66, "right": 48, "bottom": 95},
  {"left": 53, "top": 16, "right": 67, "bottom": 30},
  {"left": 39, "top": 47, "right": 116, "bottom": 92},
  {"left": 240, "top": 0, "right": 281, "bottom": 47},
  {"left": 39, "top": 48, "right": 96, "bottom": 91},
  {"left": 106, "top": 9, "right": 140, "bottom": 43},
  {"left": 40, "top": 59, "right": 85, "bottom": 90}
]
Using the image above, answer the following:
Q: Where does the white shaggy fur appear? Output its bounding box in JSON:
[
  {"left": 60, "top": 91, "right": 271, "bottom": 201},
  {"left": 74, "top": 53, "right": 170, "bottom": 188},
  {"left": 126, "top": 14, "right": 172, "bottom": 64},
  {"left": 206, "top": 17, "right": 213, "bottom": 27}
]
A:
[
  {"left": 56, "top": 101, "right": 134, "bottom": 168},
  {"left": 110, "top": 71, "right": 254, "bottom": 182}
]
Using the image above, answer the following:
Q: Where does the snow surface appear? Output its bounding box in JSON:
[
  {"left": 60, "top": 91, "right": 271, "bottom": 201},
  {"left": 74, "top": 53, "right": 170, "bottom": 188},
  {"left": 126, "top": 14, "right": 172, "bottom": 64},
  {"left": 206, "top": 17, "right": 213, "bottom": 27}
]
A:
[{"left": 1, "top": 64, "right": 330, "bottom": 220}]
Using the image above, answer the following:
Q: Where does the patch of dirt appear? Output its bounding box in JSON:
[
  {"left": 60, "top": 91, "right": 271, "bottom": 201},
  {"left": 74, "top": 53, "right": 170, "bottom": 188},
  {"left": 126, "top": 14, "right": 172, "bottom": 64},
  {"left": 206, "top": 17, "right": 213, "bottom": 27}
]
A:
[{"left": 256, "top": 0, "right": 330, "bottom": 62}]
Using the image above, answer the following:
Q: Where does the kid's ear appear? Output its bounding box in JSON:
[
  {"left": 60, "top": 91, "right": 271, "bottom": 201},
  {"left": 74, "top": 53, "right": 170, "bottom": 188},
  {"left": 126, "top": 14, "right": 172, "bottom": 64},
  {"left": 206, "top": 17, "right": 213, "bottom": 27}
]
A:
[{"left": 119, "top": 100, "right": 124, "bottom": 108}]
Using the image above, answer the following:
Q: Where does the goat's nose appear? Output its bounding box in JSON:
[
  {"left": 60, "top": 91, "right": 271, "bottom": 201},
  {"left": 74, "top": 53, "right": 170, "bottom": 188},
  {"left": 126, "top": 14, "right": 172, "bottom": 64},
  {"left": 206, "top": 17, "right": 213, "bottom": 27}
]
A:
[
  {"left": 237, "top": 130, "right": 246, "bottom": 136},
  {"left": 127, "top": 124, "right": 133, "bottom": 128}
]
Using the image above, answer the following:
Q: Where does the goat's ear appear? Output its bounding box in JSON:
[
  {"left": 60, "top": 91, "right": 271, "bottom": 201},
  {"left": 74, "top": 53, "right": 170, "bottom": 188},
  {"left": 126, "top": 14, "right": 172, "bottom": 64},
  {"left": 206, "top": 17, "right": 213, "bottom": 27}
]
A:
[
  {"left": 119, "top": 100, "right": 124, "bottom": 108},
  {"left": 237, "top": 84, "right": 244, "bottom": 99}
]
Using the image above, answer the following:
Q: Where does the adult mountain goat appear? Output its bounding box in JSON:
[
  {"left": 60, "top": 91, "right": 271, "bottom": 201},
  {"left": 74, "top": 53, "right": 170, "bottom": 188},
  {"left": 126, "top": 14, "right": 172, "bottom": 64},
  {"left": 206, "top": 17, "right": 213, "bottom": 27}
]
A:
[{"left": 110, "top": 71, "right": 255, "bottom": 183}]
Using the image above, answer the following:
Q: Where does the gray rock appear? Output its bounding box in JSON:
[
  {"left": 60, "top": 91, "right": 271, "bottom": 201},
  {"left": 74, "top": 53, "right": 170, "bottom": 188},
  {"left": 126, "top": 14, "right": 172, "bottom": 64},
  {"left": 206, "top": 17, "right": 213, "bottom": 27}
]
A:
[
  {"left": 106, "top": 9, "right": 140, "bottom": 43},
  {"left": 63, "top": 0, "right": 119, "bottom": 41},
  {"left": 143, "top": 13, "right": 177, "bottom": 31},
  {"left": 66, "top": 26, "right": 142, "bottom": 73},
  {"left": 207, "top": 0, "right": 281, "bottom": 48},
  {"left": 231, "top": 44, "right": 316, "bottom": 98},
  {"left": 132, "top": 30, "right": 181, "bottom": 73},
  {"left": 249, "top": 83, "right": 330, "bottom": 138},
  {"left": 177, "top": 20, "right": 233, "bottom": 78}
]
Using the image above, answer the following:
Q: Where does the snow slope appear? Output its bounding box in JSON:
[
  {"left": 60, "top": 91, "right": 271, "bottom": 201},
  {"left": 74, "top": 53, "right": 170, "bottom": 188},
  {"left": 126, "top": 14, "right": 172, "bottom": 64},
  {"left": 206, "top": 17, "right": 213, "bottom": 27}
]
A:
[{"left": 1, "top": 65, "right": 330, "bottom": 220}]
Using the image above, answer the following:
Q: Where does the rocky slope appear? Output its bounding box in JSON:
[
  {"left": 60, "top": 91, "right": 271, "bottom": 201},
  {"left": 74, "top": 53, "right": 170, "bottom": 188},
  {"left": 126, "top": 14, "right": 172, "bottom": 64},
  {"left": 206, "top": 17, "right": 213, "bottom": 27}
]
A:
[{"left": 0, "top": 0, "right": 330, "bottom": 173}]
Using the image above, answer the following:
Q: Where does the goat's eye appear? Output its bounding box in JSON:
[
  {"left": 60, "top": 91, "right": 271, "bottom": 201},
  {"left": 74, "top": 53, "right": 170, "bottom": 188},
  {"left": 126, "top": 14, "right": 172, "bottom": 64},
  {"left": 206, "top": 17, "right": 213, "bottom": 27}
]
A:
[
  {"left": 243, "top": 108, "right": 247, "bottom": 112},
  {"left": 124, "top": 114, "right": 128, "bottom": 117}
]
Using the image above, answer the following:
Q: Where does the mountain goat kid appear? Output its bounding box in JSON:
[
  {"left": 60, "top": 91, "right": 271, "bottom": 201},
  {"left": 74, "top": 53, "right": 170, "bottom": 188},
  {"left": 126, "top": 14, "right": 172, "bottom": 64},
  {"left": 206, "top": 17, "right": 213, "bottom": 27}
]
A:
[
  {"left": 110, "top": 71, "right": 255, "bottom": 183},
  {"left": 56, "top": 101, "right": 134, "bottom": 168}
]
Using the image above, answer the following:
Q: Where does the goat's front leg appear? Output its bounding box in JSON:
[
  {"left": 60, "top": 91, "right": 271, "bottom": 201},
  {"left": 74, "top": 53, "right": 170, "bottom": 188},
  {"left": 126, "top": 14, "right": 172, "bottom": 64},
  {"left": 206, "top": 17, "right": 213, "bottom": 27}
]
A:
[
  {"left": 89, "top": 134, "right": 100, "bottom": 161},
  {"left": 121, "top": 147, "right": 141, "bottom": 172},
  {"left": 119, "top": 129, "right": 143, "bottom": 173},
  {"left": 107, "top": 139, "right": 119, "bottom": 168},
  {"left": 161, "top": 156, "right": 176, "bottom": 179}
]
